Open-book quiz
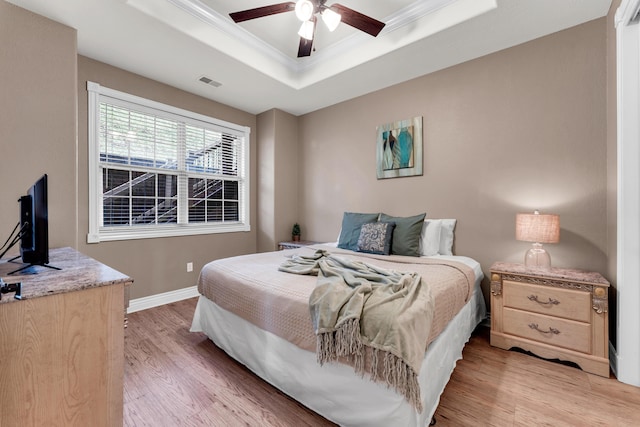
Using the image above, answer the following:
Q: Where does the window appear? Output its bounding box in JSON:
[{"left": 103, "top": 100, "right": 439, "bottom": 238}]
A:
[{"left": 87, "top": 82, "right": 250, "bottom": 243}]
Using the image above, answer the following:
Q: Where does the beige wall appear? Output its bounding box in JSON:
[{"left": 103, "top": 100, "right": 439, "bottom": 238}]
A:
[
  {"left": 0, "top": 2, "right": 77, "bottom": 253},
  {"left": 257, "top": 110, "right": 276, "bottom": 252},
  {"left": 1, "top": 0, "right": 258, "bottom": 300},
  {"left": 257, "top": 109, "right": 299, "bottom": 252},
  {"left": 76, "top": 56, "right": 258, "bottom": 299},
  {"left": 2, "top": 1, "right": 259, "bottom": 301},
  {"left": 273, "top": 110, "right": 299, "bottom": 245},
  {"left": 298, "top": 19, "right": 608, "bottom": 304}
]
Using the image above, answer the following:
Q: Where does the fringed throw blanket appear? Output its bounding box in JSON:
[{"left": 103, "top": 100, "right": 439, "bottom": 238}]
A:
[{"left": 279, "top": 250, "right": 434, "bottom": 412}]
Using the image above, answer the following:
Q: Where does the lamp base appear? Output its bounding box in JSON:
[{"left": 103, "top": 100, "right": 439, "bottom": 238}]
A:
[{"left": 524, "top": 243, "right": 551, "bottom": 270}]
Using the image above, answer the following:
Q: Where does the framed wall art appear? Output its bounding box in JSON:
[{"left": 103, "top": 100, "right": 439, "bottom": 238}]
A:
[{"left": 376, "top": 116, "right": 423, "bottom": 179}]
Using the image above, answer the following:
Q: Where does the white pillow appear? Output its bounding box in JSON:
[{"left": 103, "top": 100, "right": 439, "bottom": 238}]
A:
[
  {"left": 419, "top": 220, "right": 442, "bottom": 256},
  {"left": 438, "top": 219, "right": 457, "bottom": 255},
  {"left": 420, "top": 218, "right": 457, "bottom": 256}
]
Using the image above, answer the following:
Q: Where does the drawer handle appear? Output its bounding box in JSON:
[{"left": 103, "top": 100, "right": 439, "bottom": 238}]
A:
[
  {"left": 528, "top": 323, "right": 560, "bottom": 335},
  {"left": 527, "top": 295, "right": 560, "bottom": 305}
]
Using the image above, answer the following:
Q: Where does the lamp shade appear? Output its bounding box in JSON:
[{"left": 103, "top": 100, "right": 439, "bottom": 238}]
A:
[
  {"left": 298, "top": 20, "right": 315, "bottom": 40},
  {"left": 515, "top": 211, "right": 560, "bottom": 244},
  {"left": 295, "top": 0, "right": 314, "bottom": 21},
  {"left": 322, "top": 8, "right": 341, "bottom": 31}
]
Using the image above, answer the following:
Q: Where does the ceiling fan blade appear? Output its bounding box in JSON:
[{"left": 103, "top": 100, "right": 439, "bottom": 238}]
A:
[
  {"left": 230, "top": 2, "right": 296, "bottom": 23},
  {"left": 329, "top": 4, "right": 385, "bottom": 37},
  {"left": 297, "top": 15, "right": 316, "bottom": 57},
  {"left": 297, "top": 37, "right": 314, "bottom": 57}
]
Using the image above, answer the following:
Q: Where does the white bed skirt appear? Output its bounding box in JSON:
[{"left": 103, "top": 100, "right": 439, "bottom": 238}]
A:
[{"left": 191, "top": 280, "right": 486, "bottom": 427}]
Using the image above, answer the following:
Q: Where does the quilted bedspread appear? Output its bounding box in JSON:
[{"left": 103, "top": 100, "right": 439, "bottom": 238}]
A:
[{"left": 197, "top": 244, "right": 475, "bottom": 354}]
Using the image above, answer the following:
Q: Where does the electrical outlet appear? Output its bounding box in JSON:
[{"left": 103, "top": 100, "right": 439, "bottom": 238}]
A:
[{"left": 187, "top": 262, "right": 193, "bottom": 273}]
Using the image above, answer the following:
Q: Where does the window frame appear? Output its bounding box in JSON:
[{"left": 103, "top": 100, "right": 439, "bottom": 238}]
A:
[{"left": 87, "top": 81, "right": 250, "bottom": 243}]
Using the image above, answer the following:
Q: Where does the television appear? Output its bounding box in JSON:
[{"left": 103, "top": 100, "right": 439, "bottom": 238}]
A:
[
  {"left": 20, "top": 174, "right": 49, "bottom": 265},
  {"left": 8, "top": 174, "right": 59, "bottom": 275}
]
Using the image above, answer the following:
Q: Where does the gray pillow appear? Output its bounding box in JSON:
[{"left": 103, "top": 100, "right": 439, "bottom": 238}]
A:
[
  {"left": 337, "top": 212, "right": 380, "bottom": 251},
  {"left": 379, "top": 213, "right": 426, "bottom": 257},
  {"left": 356, "top": 222, "right": 396, "bottom": 255}
]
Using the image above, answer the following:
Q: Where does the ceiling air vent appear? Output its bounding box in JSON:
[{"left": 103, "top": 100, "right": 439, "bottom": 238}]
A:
[{"left": 198, "top": 76, "right": 222, "bottom": 88}]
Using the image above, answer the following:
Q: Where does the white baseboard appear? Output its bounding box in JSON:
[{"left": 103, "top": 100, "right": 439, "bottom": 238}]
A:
[
  {"left": 128, "top": 286, "right": 199, "bottom": 314},
  {"left": 609, "top": 340, "right": 618, "bottom": 378}
]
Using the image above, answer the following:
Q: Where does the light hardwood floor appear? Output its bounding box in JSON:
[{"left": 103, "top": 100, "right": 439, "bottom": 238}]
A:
[{"left": 124, "top": 298, "right": 640, "bottom": 426}]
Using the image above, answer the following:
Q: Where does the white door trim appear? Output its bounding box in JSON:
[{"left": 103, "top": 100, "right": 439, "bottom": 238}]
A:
[{"left": 615, "top": 0, "right": 640, "bottom": 387}]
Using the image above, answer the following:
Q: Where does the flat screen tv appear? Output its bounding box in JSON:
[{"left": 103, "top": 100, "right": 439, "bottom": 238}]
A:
[
  {"left": 7, "top": 174, "right": 59, "bottom": 275},
  {"left": 20, "top": 174, "right": 49, "bottom": 266}
]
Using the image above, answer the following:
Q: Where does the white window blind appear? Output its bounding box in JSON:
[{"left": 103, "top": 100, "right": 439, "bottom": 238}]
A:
[{"left": 87, "top": 82, "right": 250, "bottom": 243}]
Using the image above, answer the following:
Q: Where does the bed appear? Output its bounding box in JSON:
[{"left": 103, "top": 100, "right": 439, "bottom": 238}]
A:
[{"left": 190, "top": 233, "right": 486, "bottom": 426}]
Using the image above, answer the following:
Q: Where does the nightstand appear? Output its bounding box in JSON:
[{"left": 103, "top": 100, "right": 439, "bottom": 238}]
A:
[
  {"left": 490, "top": 262, "right": 610, "bottom": 377},
  {"left": 278, "top": 240, "right": 320, "bottom": 250}
]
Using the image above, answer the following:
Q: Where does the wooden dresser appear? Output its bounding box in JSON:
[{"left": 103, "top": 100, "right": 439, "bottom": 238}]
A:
[
  {"left": 490, "top": 262, "right": 609, "bottom": 377},
  {"left": 0, "top": 247, "right": 133, "bottom": 426}
]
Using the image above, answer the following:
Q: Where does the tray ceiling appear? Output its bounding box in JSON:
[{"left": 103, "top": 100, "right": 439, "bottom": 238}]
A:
[{"left": 8, "top": 0, "right": 612, "bottom": 115}]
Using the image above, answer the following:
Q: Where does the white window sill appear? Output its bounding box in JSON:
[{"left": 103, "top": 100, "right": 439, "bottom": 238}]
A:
[{"left": 87, "top": 223, "right": 250, "bottom": 243}]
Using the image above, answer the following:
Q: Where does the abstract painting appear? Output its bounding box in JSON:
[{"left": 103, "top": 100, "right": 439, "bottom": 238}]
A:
[{"left": 376, "top": 116, "right": 423, "bottom": 179}]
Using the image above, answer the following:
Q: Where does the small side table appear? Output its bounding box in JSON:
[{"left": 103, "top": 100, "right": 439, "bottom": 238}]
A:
[
  {"left": 490, "top": 262, "right": 610, "bottom": 377},
  {"left": 278, "top": 240, "right": 320, "bottom": 250}
]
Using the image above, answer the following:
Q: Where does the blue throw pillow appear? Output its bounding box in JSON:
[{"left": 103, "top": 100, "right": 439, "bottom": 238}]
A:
[
  {"left": 379, "top": 213, "right": 426, "bottom": 257},
  {"left": 337, "top": 212, "right": 380, "bottom": 251}
]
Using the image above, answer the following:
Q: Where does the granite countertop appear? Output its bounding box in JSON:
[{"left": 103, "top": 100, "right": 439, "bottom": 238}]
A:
[
  {"left": 0, "top": 247, "right": 132, "bottom": 304},
  {"left": 490, "top": 261, "right": 609, "bottom": 286}
]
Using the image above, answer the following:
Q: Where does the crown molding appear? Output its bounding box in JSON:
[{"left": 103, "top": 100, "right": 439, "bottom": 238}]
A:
[
  {"left": 300, "top": 0, "right": 458, "bottom": 71},
  {"left": 166, "top": 0, "right": 460, "bottom": 74},
  {"left": 615, "top": 0, "right": 640, "bottom": 27},
  {"left": 166, "top": 0, "right": 299, "bottom": 71}
]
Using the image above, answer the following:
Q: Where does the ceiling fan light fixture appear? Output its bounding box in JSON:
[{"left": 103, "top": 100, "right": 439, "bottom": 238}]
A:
[
  {"left": 229, "top": 1, "right": 385, "bottom": 57},
  {"left": 298, "top": 20, "right": 315, "bottom": 40},
  {"left": 294, "top": 0, "right": 314, "bottom": 22},
  {"left": 321, "top": 8, "right": 341, "bottom": 32}
]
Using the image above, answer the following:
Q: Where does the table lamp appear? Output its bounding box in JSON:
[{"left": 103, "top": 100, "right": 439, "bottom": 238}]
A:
[{"left": 515, "top": 210, "right": 560, "bottom": 270}]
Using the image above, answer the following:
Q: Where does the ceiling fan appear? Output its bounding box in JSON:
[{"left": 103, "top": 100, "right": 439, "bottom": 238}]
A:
[{"left": 229, "top": 0, "right": 386, "bottom": 57}]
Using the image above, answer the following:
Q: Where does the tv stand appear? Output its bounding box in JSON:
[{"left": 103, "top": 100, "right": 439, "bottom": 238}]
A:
[{"left": 0, "top": 247, "right": 133, "bottom": 426}]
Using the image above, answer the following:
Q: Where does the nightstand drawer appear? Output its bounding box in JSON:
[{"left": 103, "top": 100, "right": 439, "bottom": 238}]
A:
[
  {"left": 503, "top": 308, "right": 591, "bottom": 354},
  {"left": 503, "top": 280, "right": 591, "bottom": 322}
]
